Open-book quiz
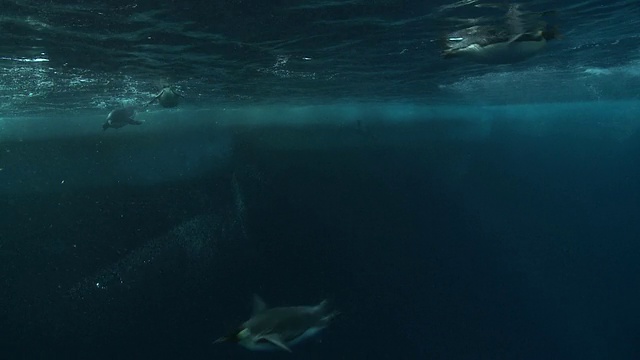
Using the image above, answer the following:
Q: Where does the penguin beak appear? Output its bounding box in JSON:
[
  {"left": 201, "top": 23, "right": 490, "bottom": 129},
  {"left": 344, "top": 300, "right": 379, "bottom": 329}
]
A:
[
  {"left": 213, "top": 328, "right": 242, "bottom": 344},
  {"left": 213, "top": 336, "right": 230, "bottom": 344}
]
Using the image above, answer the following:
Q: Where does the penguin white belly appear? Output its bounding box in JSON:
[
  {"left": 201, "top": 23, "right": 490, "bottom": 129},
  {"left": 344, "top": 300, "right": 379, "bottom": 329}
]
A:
[
  {"left": 240, "top": 327, "right": 323, "bottom": 352},
  {"left": 458, "top": 40, "right": 547, "bottom": 64}
]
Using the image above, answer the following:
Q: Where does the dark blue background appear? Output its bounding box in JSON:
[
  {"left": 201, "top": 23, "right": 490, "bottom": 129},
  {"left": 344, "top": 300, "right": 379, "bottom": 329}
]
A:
[
  {"left": 1, "top": 116, "right": 639, "bottom": 359},
  {"left": 1, "top": 0, "right": 640, "bottom": 358}
]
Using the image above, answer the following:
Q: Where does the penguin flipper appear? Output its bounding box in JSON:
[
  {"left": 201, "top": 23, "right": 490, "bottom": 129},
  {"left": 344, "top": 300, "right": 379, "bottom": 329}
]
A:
[
  {"left": 128, "top": 118, "right": 144, "bottom": 125},
  {"left": 506, "top": 33, "right": 525, "bottom": 44},
  {"left": 261, "top": 335, "right": 292, "bottom": 352},
  {"left": 145, "top": 94, "right": 161, "bottom": 107}
]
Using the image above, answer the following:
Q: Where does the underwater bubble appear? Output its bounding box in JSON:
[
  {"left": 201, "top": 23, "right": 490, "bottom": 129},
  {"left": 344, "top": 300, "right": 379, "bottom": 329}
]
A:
[{"left": 68, "top": 214, "right": 229, "bottom": 299}]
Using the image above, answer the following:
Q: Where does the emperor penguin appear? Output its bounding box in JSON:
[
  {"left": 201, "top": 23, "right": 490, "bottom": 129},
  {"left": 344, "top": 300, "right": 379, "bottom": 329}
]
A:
[
  {"left": 214, "top": 295, "right": 338, "bottom": 352},
  {"left": 102, "top": 106, "right": 144, "bottom": 131},
  {"left": 146, "top": 86, "right": 182, "bottom": 108},
  {"left": 441, "top": 4, "right": 559, "bottom": 64}
]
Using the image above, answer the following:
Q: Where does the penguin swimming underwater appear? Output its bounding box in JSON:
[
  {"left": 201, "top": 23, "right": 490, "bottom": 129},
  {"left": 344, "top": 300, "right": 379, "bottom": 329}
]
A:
[
  {"left": 442, "top": 26, "right": 558, "bottom": 64},
  {"left": 102, "top": 106, "right": 144, "bottom": 131},
  {"left": 146, "top": 86, "right": 182, "bottom": 108},
  {"left": 214, "top": 295, "right": 338, "bottom": 352},
  {"left": 441, "top": 4, "right": 559, "bottom": 64}
]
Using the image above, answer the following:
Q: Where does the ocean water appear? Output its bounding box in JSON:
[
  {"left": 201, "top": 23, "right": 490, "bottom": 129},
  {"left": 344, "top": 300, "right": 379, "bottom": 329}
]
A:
[{"left": 1, "top": 1, "right": 640, "bottom": 359}]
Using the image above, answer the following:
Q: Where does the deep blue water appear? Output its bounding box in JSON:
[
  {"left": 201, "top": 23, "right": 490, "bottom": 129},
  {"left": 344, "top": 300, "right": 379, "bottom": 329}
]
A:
[{"left": 1, "top": 1, "right": 640, "bottom": 359}]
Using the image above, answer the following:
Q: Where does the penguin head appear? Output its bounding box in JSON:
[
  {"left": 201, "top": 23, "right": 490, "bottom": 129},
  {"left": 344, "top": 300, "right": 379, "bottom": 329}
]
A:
[
  {"left": 214, "top": 327, "right": 245, "bottom": 344},
  {"left": 540, "top": 25, "right": 561, "bottom": 41}
]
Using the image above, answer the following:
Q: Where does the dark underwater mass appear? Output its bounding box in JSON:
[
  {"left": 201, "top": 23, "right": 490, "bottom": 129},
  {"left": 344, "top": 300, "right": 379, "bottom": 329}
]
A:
[{"left": 1, "top": 1, "right": 640, "bottom": 359}]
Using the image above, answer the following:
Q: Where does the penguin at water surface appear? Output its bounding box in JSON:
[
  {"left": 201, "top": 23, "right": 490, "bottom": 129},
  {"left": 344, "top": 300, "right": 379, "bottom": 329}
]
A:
[
  {"left": 442, "top": 26, "right": 558, "bottom": 64},
  {"left": 146, "top": 86, "right": 182, "bottom": 108},
  {"left": 102, "top": 106, "right": 144, "bottom": 131},
  {"left": 214, "top": 295, "right": 338, "bottom": 352},
  {"left": 441, "top": 4, "right": 559, "bottom": 64}
]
